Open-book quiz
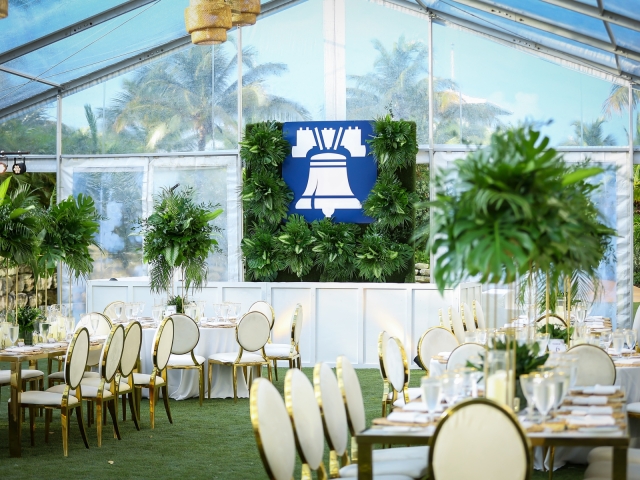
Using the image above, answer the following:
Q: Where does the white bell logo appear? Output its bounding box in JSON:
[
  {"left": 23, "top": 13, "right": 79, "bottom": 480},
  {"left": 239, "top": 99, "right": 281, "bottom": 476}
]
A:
[{"left": 292, "top": 126, "right": 366, "bottom": 217}]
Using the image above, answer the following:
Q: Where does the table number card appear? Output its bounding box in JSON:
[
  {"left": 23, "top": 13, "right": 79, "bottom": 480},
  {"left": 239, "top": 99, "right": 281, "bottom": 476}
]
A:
[{"left": 548, "top": 339, "right": 567, "bottom": 352}]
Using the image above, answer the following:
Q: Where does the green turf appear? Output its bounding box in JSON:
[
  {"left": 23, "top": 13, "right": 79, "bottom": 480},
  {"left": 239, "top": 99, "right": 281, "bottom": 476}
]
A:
[{"left": 0, "top": 365, "right": 586, "bottom": 480}]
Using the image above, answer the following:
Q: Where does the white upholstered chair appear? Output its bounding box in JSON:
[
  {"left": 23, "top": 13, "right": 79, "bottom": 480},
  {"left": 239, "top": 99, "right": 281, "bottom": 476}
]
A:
[
  {"left": 460, "top": 302, "right": 476, "bottom": 332},
  {"left": 417, "top": 327, "right": 459, "bottom": 376},
  {"left": 437, "top": 309, "right": 453, "bottom": 333},
  {"left": 284, "top": 368, "right": 413, "bottom": 480},
  {"left": 336, "top": 355, "right": 429, "bottom": 463},
  {"left": 133, "top": 316, "right": 174, "bottom": 429},
  {"left": 103, "top": 301, "right": 125, "bottom": 322},
  {"left": 567, "top": 344, "right": 616, "bottom": 386},
  {"left": 48, "top": 323, "right": 125, "bottom": 447},
  {"left": 378, "top": 331, "right": 391, "bottom": 416},
  {"left": 264, "top": 303, "right": 302, "bottom": 381},
  {"left": 249, "top": 301, "right": 275, "bottom": 330},
  {"left": 314, "top": 362, "right": 428, "bottom": 479},
  {"left": 208, "top": 311, "right": 272, "bottom": 402},
  {"left": 448, "top": 306, "right": 466, "bottom": 344},
  {"left": 429, "top": 398, "right": 532, "bottom": 480},
  {"left": 473, "top": 300, "right": 486, "bottom": 330},
  {"left": 11, "top": 327, "right": 90, "bottom": 456},
  {"left": 446, "top": 343, "right": 484, "bottom": 370},
  {"left": 165, "top": 314, "right": 205, "bottom": 406},
  {"left": 386, "top": 337, "right": 420, "bottom": 408}
]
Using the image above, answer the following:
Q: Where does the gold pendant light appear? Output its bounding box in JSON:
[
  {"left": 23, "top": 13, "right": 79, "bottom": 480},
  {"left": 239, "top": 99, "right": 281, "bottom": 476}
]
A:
[
  {"left": 184, "top": 0, "right": 232, "bottom": 45},
  {"left": 231, "top": 0, "right": 260, "bottom": 27},
  {"left": 0, "top": 0, "right": 8, "bottom": 19}
]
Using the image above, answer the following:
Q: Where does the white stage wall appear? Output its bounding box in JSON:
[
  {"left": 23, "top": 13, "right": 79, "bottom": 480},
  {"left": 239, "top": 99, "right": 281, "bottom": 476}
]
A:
[{"left": 87, "top": 279, "right": 482, "bottom": 368}]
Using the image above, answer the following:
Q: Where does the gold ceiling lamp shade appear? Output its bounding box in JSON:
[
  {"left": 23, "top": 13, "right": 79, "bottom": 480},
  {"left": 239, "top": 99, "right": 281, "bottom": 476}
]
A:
[
  {"left": 184, "top": 0, "right": 232, "bottom": 45},
  {"left": 231, "top": 0, "right": 260, "bottom": 27},
  {"left": 0, "top": 0, "right": 8, "bottom": 19}
]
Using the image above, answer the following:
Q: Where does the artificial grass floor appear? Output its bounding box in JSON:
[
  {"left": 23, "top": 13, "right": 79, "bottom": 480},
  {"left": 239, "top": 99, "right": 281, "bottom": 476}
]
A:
[{"left": 0, "top": 366, "right": 587, "bottom": 480}]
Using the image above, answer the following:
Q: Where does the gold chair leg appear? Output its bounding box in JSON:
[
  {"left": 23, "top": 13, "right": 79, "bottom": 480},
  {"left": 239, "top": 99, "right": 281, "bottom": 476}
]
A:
[
  {"left": 128, "top": 393, "right": 140, "bottom": 431},
  {"left": 62, "top": 407, "right": 69, "bottom": 457},
  {"left": 273, "top": 359, "right": 278, "bottom": 381},
  {"left": 267, "top": 362, "right": 272, "bottom": 382},
  {"left": 108, "top": 401, "right": 121, "bottom": 440},
  {"left": 122, "top": 394, "right": 127, "bottom": 422},
  {"left": 76, "top": 405, "right": 89, "bottom": 449},
  {"left": 207, "top": 361, "right": 213, "bottom": 400},
  {"left": 149, "top": 387, "right": 156, "bottom": 430},
  {"left": 161, "top": 385, "right": 172, "bottom": 424},
  {"left": 96, "top": 400, "right": 103, "bottom": 447},
  {"left": 548, "top": 447, "right": 555, "bottom": 480},
  {"left": 29, "top": 407, "right": 36, "bottom": 446},
  {"left": 44, "top": 408, "right": 51, "bottom": 443},
  {"left": 233, "top": 366, "right": 238, "bottom": 403},
  {"left": 199, "top": 365, "right": 204, "bottom": 407}
]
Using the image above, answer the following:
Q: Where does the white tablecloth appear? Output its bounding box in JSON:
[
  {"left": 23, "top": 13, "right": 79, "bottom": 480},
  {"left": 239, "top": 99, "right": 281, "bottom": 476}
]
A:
[{"left": 141, "top": 326, "right": 252, "bottom": 400}]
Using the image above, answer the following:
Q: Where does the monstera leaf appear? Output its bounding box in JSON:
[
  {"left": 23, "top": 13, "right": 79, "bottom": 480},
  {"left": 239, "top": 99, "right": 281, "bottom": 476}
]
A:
[
  {"left": 242, "top": 226, "right": 284, "bottom": 282},
  {"left": 311, "top": 218, "right": 359, "bottom": 282},
  {"left": 276, "top": 215, "right": 314, "bottom": 279}
]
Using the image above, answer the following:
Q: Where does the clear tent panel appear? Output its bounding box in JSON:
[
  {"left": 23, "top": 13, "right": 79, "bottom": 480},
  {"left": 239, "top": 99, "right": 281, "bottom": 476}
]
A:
[{"left": 0, "top": 100, "right": 57, "bottom": 154}]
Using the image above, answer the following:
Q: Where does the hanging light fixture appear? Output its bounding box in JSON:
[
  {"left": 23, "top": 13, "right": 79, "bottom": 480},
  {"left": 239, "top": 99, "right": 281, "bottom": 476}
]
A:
[
  {"left": 0, "top": 0, "right": 7, "bottom": 19},
  {"left": 184, "top": 0, "right": 232, "bottom": 45},
  {"left": 12, "top": 152, "right": 26, "bottom": 175},
  {"left": 0, "top": 152, "right": 7, "bottom": 174},
  {"left": 231, "top": 0, "right": 260, "bottom": 27}
]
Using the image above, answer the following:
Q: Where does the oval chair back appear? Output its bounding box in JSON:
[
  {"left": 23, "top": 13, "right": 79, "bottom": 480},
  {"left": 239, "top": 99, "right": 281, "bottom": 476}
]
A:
[
  {"left": 236, "top": 311, "right": 270, "bottom": 353},
  {"left": 250, "top": 378, "right": 296, "bottom": 480},
  {"left": 417, "top": 327, "right": 459, "bottom": 375},
  {"left": 292, "top": 304, "right": 303, "bottom": 347},
  {"left": 461, "top": 302, "right": 476, "bottom": 332},
  {"left": 536, "top": 314, "right": 566, "bottom": 327},
  {"left": 168, "top": 314, "right": 199, "bottom": 355},
  {"left": 65, "top": 327, "right": 90, "bottom": 389},
  {"left": 633, "top": 307, "right": 640, "bottom": 337},
  {"left": 284, "top": 368, "right": 325, "bottom": 473},
  {"left": 446, "top": 343, "right": 484, "bottom": 370},
  {"left": 153, "top": 317, "right": 175, "bottom": 371},
  {"left": 429, "top": 398, "right": 532, "bottom": 480},
  {"left": 336, "top": 356, "right": 366, "bottom": 437},
  {"left": 386, "top": 336, "right": 410, "bottom": 404},
  {"left": 567, "top": 343, "right": 616, "bottom": 386},
  {"left": 103, "top": 301, "right": 125, "bottom": 322},
  {"left": 313, "top": 362, "right": 348, "bottom": 468},
  {"left": 449, "top": 307, "right": 466, "bottom": 344},
  {"left": 121, "top": 321, "right": 143, "bottom": 377},
  {"left": 378, "top": 330, "right": 390, "bottom": 381},
  {"left": 473, "top": 300, "right": 486, "bottom": 330},
  {"left": 101, "top": 324, "right": 125, "bottom": 383},
  {"left": 249, "top": 301, "right": 276, "bottom": 330},
  {"left": 78, "top": 312, "right": 113, "bottom": 366}
]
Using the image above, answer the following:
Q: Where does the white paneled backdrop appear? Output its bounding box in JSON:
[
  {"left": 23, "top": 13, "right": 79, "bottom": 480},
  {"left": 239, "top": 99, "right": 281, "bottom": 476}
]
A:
[{"left": 87, "top": 279, "right": 482, "bottom": 368}]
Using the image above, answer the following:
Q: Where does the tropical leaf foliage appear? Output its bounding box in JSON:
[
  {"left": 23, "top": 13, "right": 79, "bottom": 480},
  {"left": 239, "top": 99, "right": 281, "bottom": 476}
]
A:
[
  {"left": 363, "top": 171, "right": 417, "bottom": 229},
  {"left": 241, "top": 226, "right": 284, "bottom": 282},
  {"left": 242, "top": 169, "right": 293, "bottom": 227},
  {"left": 135, "top": 186, "right": 223, "bottom": 294},
  {"left": 368, "top": 114, "right": 418, "bottom": 171},
  {"left": 311, "top": 219, "right": 359, "bottom": 282},
  {"left": 276, "top": 215, "right": 315, "bottom": 279},
  {"left": 240, "top": 121, "right": 290, "bottom": 172},
  {"left": 355, "top": 226, "right": 413, "bottom": 282},
  {"left": 0, "top": 177, "right": 40, "bottom": 269}
]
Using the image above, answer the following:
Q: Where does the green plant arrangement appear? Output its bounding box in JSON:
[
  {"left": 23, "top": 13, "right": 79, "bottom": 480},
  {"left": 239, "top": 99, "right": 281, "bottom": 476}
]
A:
[
  {"left": 368, "top": 113, "right": 418, "bottom": 171},
  {"left": 276, "top": 215, "right": 314, "bottom": 279},
  {"left": 363, "top": 171, "right": 418, "bottom": 230},
  {"left": 242, "top": 169, "right": 293, "bottom": 227},
  {"left": 167, "top": 295, "right": 184, "bottom": 314},
  {"left": 239, "top": 121, "right": 290, "bottom": 172},
  {"left": 468, "top": 341, "right": 548, "bottom": 379},
  {"left": 537, "top": 323, "right": 574, "bottom": 340},
  {"left": 17, "top": 305, "right": 41, "bottom": 343},
  {"left": 135, "top": 185, "right": 223, "bottom": 297},
  {"left": 241, "top": 226, "right": 284, "bottom": 282},
  {"left": 311, "top": 219, "right": 359, "bottom": 282},
  {"left": 355, "top": 225, "right": 413, "bottom": 282}
]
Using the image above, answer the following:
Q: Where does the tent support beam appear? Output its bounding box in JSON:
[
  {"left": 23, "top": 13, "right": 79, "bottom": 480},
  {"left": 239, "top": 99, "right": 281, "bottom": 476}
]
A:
[
  {"left": 447, "top": 0, "right": 640, "bottom": 63},
  {"left": 0, "top": 66, "right": 61, "bottom": 87},
  {"left": 541, "top": 0, "right": 640, "bottom": 34}
]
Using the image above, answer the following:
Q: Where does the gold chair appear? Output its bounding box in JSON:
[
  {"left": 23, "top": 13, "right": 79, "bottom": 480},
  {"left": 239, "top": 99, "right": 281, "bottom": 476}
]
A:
[
  {"left": 133, "top": 316, "right": 174, "bottom": 429},
  {"left": 448, "top": 306, "right": 466, "bottom": 343},
  {"left": 377, "top": 331, "right": 391, "bottom": 416},
  {"left": 264, "top": 303, "right": 302, "bottom": 381},
  {"left": 535, "top": 314, "right": 567, "bottom": 326},
  {"left": 207, "top": 311, "right": 272, "bottom": 402},
  {"left": 165, "top": 313, "right": 205, "bottom": 406},
  {"left": 428, "top": 398, "right": 532, "bottom": 480},
  {"left": 10, "top": 327, "right": 91, "bottom": 456},
  {"left": 47, "top": 323, "right": 125, "bottom": 446},
  {"left": 416, "top": 327, "right": 458, "bottom": 376},
  {"left": 446, "top": 342, "right": 484, "bottom": 371},
  {"left": 384, "top": 335, "right": 420, "bottom": 410},
  {"left": 103, "top": 301, "right": 125, "bottom": 322},
  {"left": 460, "top": 302, "right": 477, "bottom": 332},
  {"left": 473, "top": 300, "right": 486, "bottom": 329}
]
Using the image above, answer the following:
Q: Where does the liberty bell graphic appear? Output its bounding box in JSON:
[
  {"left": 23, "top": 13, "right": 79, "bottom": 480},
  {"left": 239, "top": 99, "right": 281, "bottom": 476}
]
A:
[{"left": 293, "top": 126, "right": 366, "bottom": 217}]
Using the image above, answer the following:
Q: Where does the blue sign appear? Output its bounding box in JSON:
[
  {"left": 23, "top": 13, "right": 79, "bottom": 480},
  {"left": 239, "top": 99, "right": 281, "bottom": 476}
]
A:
[{"left": 282, "top": 121, "right": 377, "bottom": 223}]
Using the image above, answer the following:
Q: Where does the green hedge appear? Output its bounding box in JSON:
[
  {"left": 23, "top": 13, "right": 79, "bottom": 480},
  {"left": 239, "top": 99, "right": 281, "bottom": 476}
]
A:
[{"left": 240, "top": 117, "right": 417, "bottom": 283}]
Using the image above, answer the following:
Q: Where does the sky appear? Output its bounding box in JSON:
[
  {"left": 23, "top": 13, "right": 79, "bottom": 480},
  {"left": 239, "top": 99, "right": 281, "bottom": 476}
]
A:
[{"left": 37, "top": 0, "right": 633, "bottom": 147}]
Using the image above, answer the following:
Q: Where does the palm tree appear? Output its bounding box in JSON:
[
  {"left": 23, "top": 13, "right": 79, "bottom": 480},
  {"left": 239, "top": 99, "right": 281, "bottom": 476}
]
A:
[
  {"left": 564, "top": 117, "right": 616, "bottom": 146},
  {"left": 107, "top": 41, "right": 310, "bottom": 151},
  {"left": 347, "top": 35, "right": 509, "bottom": 144},
  {"left": 602, "top": 84, "right": 640, "bottom": 118}
]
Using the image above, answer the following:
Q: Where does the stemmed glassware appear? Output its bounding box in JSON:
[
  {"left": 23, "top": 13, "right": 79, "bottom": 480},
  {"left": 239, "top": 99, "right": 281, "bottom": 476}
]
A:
[
  {"left": 114, "top": 303, "right": 125, "bottom": 322},
  {"left": 89, "top": 315, "right": 100, "bottom": 337},
  {"left": 137, "top": 302, "right": 146, "bottom": 318},
  {"left": 535, "top": 333, "right": 550, "bottom": 355},
  {"left": 65, "top": 317, "right": 75, "bottom": 342},
  {"left": 519, "top": 374, "right": 536, "bottom": 420},
  {"left": 599, "top": 331, "right": 612, "bottom": 350},
  {"left": 553, "top": 370, "right": 570, "bottom": 412},
  {"left": 421, "top": 377, "right": 442, "bottom": 422},
  {"left": 611, "top": 331, "right": 625, "bottom": 358},
  {"left": 8, "top": 325, "right": 19, "bottom": 347},
  {"left": 533, "top": 376, "right": 556, "bottom": 422},
  {"left": 124, "top": 303, "right": 135, "bottom": 323},
  {"left": 211, "top": 303, "right": 222, "bottom": 323},
  {"left": 625, "top": 329, "right": 637, "bottom": 353},
  {"left": 151, "top": 306, "right": 163, "bottom": 327},
  {"left": 440, "top": 373, "right": 461, "bottom": 406}
]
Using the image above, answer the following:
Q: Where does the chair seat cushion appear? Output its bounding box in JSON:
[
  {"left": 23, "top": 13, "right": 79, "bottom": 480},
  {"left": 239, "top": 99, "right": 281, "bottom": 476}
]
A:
[
  {"left": 10, "top": 390, "right": 79, "bottom": 406},
  {"left": 133, "top": 373, "right": 165, "bottom": 386},
  {"left": 0, "top": 369, "right": 44, "bottom": 383},
  {"left": 168, "top": 354, "right": 205, "bottom": 367},
  {"left": 80, "top": 377, "right": 132, "bottom": 394},
  {"left": 588, "top": 447, "right": 640, "bottom": 465},
  {"left": 208, "top": 352, "right": 266, "bottom": 364},
  {"left": 584, "top": 460, "right": 640, "bottom": 479},
  {"left": 48, "top": 371, "right": 65, "bottom": 381},
  {"left": 391, "top": 387, "right": 422, "bottom": 407},
  {"left": 264, "top": 343, "right": 295, "bottom": 358},
  {"left": 47, "top": 384, "right": 113, "bottom": 399},
  {"left": 83, "top": 371, "right": 101, "bottom": 378},
  {"left": 372, "top": 446, "right": 429, "bottom": 462},
  {"left": 339, "top": 458, "right": 428, "bottom": 478}
]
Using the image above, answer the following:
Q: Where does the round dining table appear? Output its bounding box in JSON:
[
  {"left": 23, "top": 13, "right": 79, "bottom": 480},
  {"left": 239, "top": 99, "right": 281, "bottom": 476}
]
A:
[{"left": 139, "top": 324, "right": 252, "bottom": 400}]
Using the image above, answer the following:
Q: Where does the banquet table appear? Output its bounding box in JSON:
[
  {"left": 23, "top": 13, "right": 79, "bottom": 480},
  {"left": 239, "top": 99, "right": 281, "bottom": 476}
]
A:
[{"left": 140, "top": 324, "right": 253, "bottom": 400}]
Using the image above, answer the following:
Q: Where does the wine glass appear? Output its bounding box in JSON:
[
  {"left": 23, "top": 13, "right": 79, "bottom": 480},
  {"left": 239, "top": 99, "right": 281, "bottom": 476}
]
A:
[
  {"left": 611, "top": 331, "right": 625, "bottom": 358},
  {"left": 40, "top": 322, "right": 50, "bottom": 342},
  {"left": 475, "top": 329, "right": 487, "bottom": 345},
  {"left": 519, "top": 374, "right": 536, "bottom": 420},
  {"left": 440, "top": 373, "right": 461, "bottom": 406},
  {"left": 8, "top": 325, "right": 19, "bottom": 347},
  {"left": 421, "top": 377, "right": 442, "bottom": 422},
  {"left": 131, "top": 302, "right": 140, "bottom": 320},
  {"left": 151, "top": 306, "right": 163, "bottom": 327},
  {"left": 533, "top": 377, "right": 556, "bottom": 422},
  {"left": 114, "top": 304, "right": 125, "bottom": 322},
  {"left": 553, "top": 370, "right": 570, "bottom": 411},
  {"left": 535, "top": 333, "right": 550, "bottom": 355},
  {"left": 599, "top": 331, "right": 612, "bottom": 350},
  {"left": 211, "top": 303, "right": 221, "bottom": 322},
  {"left": 625, "top": 329, "right": 637, "bottom": 353},
  {"left": 89, "top": 315, "right": 100, "bottom": 337},
  {"left": 124, "top": 303, "right": 135, "bottom": 323},
  {"left": 65, "top": 317, "right": 75, "bottom": 341},
  {"left": 137, "top": 302, "right": 146, "bottom": 318}
]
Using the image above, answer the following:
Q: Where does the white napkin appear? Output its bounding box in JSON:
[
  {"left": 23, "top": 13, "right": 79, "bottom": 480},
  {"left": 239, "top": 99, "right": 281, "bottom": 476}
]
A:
[
  {"left": 402, "top": 402, "right": 444, "bottom": 413},
  {"left": 5, "top": 346, "right": 41, "bottom": 353},
  {"left": 582, "top": 385, "right": 620, "bottom": 395},
  {"left": 33, "top": 343, "right": 65, "bottom": 349},
  {"left": 387, "top": 411, "right": 429, "bottom": 424},
  {"left": 607, "top": 348, "right": 635, "bottom": 355},
  {"left": 570, "top": 406, "right": 613, "bottom": 416},
  {"left": 587, "top": 316, "right": 605, "bottom": 320},
  {"left": 614, "top": 358, "right": 640, "bottom": 365},
  {"left": 567, "top": 415, "right": 616, "bottom": 427},
  {"left": 437, "top": 352, "right": 451, "bottom": 359},
  {"left": 572, "top": 396, "right": 609, "bottom": 405}
]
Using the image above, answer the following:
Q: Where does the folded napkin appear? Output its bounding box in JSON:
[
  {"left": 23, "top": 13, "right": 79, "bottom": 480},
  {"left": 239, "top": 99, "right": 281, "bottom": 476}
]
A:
[
  {"left": 387, "top": 411, "right": 430, "bottom": 424},
  {"left": 607, "top": 348, "right": 635, "bottom": 355},
  {"left": 5, "top": 346, "right": 42, "bottom": 353},
  {"left": 570, "top": 406, "right": 613, "bottom": 416},
  {"left": 437, "top": 352, "right": 451, "bottom": 359},
  {"left": 572, "top": 396, "right": 609, "bottom": 405},
  {"left": 33, "top": 343, "right": 65, "bottom": 349},
  {"left": 567, "top": 415, "right": 616, "bottom": 427},
  {"left": 585, "top": 322, "right": 605, "bottom": 327},
  {"left": 587, "top": 316, "right": 605, "bottom": 320},
  {"left": 402, "top": 402, "right": 444, "bottom": 413},
  {"left": 614, "top": 358, "right": 640, "bottom": 365},
  {"left": 581, "top": 385, "right": 620, "bottom": 395}
]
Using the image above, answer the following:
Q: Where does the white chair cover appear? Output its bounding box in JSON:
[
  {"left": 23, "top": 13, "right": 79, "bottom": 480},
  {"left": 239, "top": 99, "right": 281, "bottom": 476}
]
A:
[
  {"left": 121, "top": 321, "right": 142, "bottom": 377},
  {"left": 168, "top": 314, "right": 199, "bottom": 354},
  {"left": 250, "top": 378, "right": 296, "bottom": 480},
  {"left": 568, "top": 344, "right": 616, "bottom": 386},
  {"left": 417, "top": 327, "right": 459, "bottom": 373},
  {"left": 102, "top": 324, "right": 125, "bottom": 382},
  {"left": 448, "top": 307, "right": 466, "bottom": 344},
  {"left": 446, "top": 343, "right": 484, "bottom": 370},
  {"left": 460, "top": 302, "right": 476, "bottom": 332},
  {"left": 336, "top": 355, "right": 366, "bottom": 434},
  {"left": 292, "top": 304, "right": 303, "bottom": 346},
  {"left": 249, "top": 301, "right": 276, "bottom": 330},
  {"left": 78, "top": 312, "right": 113, "bottom": 336},
  {"left": 154, "top": 317, "right": 174, "bottom": 371},
  {"left": 474, "top": 300, "right": 486, "bottom": 330},
  {"left": 66, "top": 328, "right": 90, "bottom": 389},
  {"left": 385, "top": 337, "right": 408, "bottom": 397},
  {"left": 430, "top": 399, "right": 532, "bottom": 480},
  {"left": 237, "top": 311, "right": 270, "bottom": 352},
  {"left": 314, "top": 362, "right": 348, "bottom": 456}
]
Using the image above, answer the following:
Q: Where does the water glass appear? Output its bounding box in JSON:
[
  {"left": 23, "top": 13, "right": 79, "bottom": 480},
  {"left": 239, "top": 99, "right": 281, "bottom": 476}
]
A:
[
  {"left": 440, "top": 373, "right": 461, "bottom": 406},
  {"left": 89, "top": 315, "right": 100, "bottom": 336},
  {"left": 40, "top": 322, "right": 50, "bottom": 342},
  {"left": 573, "top": 303, "right": 586, "bottom": 324},
  {"left": 464, "top": 331, "right": 477, "bottom": 344},
  {"left": 151, "top": 306, "right": 163, "bottom": 326},
  {"left": 211, "top": 303, "right": 222, "bottom": 322},
  {"left": 533, "top": 376, "right": 556, "bottom": 421},
  {"left": 625, "top": 329, "right": 637, "bottom": 352},
  {"left": 611, "top": 331, "right": 625, "bottom": 357},
  {"left": 516, "top": 328, "right": 529, "bottom": 346},
  {"left": 138, "top": 302, "right": 146, "bottom": 317},
  {"left": 560, "top": 355, "right": 579, "bottom": 389},
  {"left": 599, "top": 331, "right": 612, "bottom": 350},
  {"left": 535, "top": 333, "right": 550, "bottom": 354},
  {"left": 114, "top": 304, "right": 125, "bottom": 322},
  {"left": 421, "top": 377, "right": 442, "bottom": 422},
  {"left": 124, "top": 303, "right": 135, "bottom": 322},
  {"left": 65, "top": 317, "right": 75, "bottom": 341},
  {"left": 132, "top": 302, "right": 140, "bottom": 320},
  {"left": 475, "top": 329, "right": 487, "bottom": 345},
  {"left": 553, "top": 370, "right": 570, "bottom": 410},
  {"left": 519, "top": 374, "right": 536, "bottom": 419},
  {"left": 8, "top": 325, "right": 19, "bottom": 346}
]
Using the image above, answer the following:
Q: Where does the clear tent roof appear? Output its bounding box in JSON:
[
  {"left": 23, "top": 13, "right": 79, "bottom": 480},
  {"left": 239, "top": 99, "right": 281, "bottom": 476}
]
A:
[{"left": 1, "top": 0, "right": 640, "bottom": 120}]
